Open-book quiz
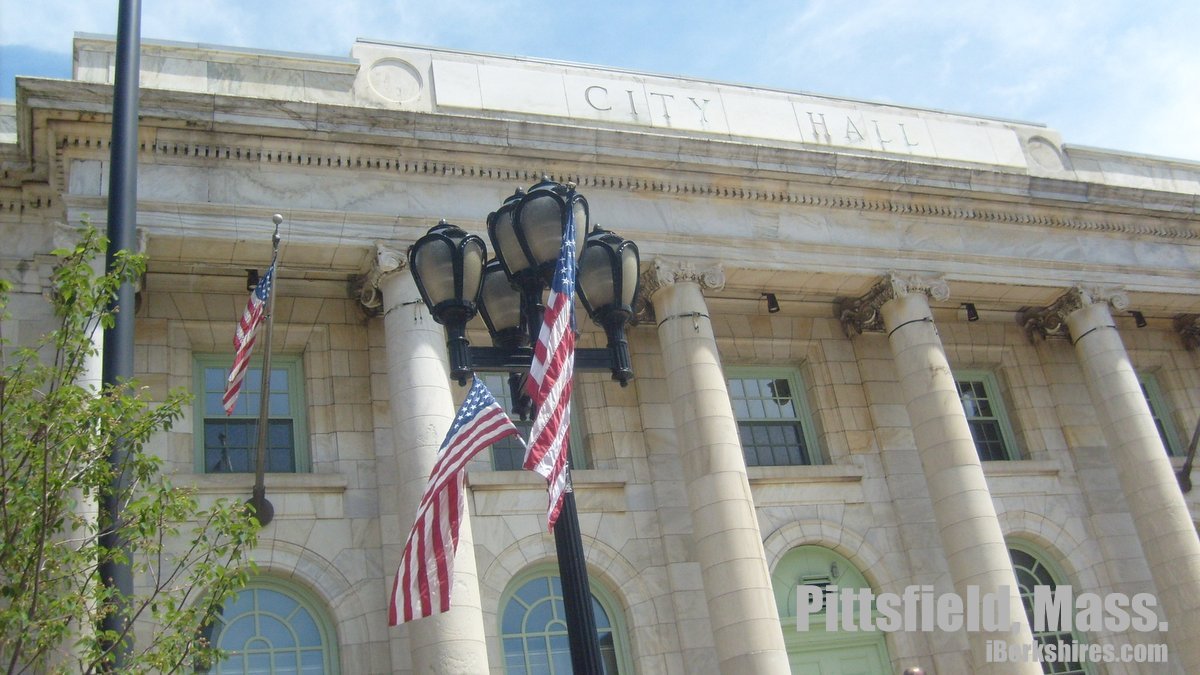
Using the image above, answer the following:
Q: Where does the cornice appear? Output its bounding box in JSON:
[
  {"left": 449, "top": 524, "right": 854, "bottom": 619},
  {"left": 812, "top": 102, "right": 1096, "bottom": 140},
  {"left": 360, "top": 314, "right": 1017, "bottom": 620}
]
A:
[{"left": 12, "top": 109, "right": 1200, "bottom": 240}]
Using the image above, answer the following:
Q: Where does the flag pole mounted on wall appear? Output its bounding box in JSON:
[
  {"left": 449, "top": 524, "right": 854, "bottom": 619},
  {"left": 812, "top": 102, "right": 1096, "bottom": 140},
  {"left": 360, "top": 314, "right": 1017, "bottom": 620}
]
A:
[
  {"left": 223, "top": 214, "right": 283, "bottom": 526},
  {"left": 248, "top": 215, "right": 283, "bottom": 525}
]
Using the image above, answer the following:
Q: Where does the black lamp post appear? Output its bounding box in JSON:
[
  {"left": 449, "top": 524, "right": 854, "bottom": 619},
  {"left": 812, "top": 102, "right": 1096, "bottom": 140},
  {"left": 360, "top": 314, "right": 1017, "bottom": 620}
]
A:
[{"left": 408, "top": 178, "right": 639, "bottom": 674}]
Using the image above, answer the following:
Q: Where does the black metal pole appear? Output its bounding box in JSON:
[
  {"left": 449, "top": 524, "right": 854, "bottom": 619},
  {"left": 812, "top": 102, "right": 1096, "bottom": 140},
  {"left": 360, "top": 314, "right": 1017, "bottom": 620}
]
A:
[
  {"left": 520, "top": 288, "right": 605, "bottom": 674},
  {"left": 99, "top": 0, "right": 141, "bottom": 667},
  {"left": 554, "top": 486, "right": 605, "bottom": 673}
]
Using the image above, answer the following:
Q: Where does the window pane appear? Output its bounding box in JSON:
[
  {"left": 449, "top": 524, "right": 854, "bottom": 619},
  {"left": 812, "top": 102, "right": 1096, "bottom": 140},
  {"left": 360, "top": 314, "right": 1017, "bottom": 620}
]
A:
[
  {"left": 218, "top": 615, "right": 255, "bottom": 650},
  {"left": 202, "top": 360, "right": 301, "bottom": 474},
  {"left": 258, "top": 587, "right": 298, "bottom": 617},
  {"left": 1010, "top": 548, "right": 1086, "bottom": 675},
  {"left": 728, "top": 374, "right": 814, "bottom": 466},
  {"left": 957, "top": 376, "right": 1015, "bottom": 461},
  {"left": 291, "top": 608, "right": 321, "bottom": 647},
  {"left": 549, "top": 634, "right": 571, "bottom": 673},
  {"left": 501, "top": 574, "right": 622, "bottom": 675},
  {"left": 214, "top": 584, "right": 332, "bottom": 675},
  {"left": 504, "top": 638, "right": 528, "bottom": 675},
  {"left": 299, "top": 649, "right": 325, "bottom": 674},
  {"left": 258, "top": 615, "right": 295, "bottom": 648}
]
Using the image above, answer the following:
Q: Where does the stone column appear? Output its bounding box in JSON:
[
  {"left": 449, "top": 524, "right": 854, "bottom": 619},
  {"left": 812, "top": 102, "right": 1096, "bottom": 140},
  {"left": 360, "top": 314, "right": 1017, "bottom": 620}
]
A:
[
  {"left": 368, "top": 244, "right": 490, "bottom": 673},
  {"left": 1025, "top": 288, "right": 1200, "bottom": 673},
  {"left": 645, "top": 258, "right": 791, "bottom": 674},
  {"left": 842, "top": 273, "right": 1039, "bottom": 675}
]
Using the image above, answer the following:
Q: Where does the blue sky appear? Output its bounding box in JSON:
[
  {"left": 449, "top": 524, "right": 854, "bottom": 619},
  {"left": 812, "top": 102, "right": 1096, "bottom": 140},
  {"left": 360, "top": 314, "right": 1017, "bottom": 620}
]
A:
[{"left": 3, "top": 0, "right": 1199, "bottom": 161}]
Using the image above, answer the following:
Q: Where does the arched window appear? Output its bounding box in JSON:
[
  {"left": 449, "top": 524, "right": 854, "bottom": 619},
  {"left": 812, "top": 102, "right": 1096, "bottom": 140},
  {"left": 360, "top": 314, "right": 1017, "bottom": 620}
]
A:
[
  {"left": 1009, "top": 543, "right": 1089, "bottom": 675},
  {"left": 498, "top": 567, "right": 630, "bottom": 674},
  {"left": 205, "top": 577, "right": 339, "bottom": 674},
  {"left": 771, "top": 546, "right": 892, "bottom": 674}
]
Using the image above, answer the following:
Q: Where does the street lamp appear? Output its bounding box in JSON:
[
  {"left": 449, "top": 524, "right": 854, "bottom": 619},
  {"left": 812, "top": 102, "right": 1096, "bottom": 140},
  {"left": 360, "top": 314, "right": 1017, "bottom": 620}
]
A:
[
  {"left": 408, "top": 178, "right": 640, "bottom": 674},
  {"left": 407, "top": 219, "right": 487, "bottom": 385}
]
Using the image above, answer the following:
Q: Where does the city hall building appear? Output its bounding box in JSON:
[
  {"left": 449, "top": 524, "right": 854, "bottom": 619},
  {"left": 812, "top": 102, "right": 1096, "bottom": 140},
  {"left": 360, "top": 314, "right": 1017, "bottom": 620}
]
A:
[{"left": 3, "top": 33, "right": 1200, "bottom": 674}]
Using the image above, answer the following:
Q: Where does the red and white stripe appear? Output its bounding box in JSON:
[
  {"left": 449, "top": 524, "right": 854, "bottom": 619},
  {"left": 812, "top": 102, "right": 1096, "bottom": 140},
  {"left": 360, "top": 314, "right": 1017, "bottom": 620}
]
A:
[
  {"left": 523, "top": 203, "right": 578, "bottom": 531},
  {"left": 523, "top": 290, "right": 574, "bottom": 529},
  {"left": 389, "top": 380, "right": 520, "bottom": 625},
  {"left": 223, "top": 265, "right": 273, "bottom": 415}
]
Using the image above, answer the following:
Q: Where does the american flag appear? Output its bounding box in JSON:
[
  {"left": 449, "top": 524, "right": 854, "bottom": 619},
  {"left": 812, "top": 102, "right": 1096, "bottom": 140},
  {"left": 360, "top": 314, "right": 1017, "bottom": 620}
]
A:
[
  {"left": 223, "top": 263, "right": 275, "bottom": 415},
  {"left": 389, "top": 378, "right": 520, "bottom": 625},
  {"left": 523, "top": 196, "right": 577, "bottom": 531}
]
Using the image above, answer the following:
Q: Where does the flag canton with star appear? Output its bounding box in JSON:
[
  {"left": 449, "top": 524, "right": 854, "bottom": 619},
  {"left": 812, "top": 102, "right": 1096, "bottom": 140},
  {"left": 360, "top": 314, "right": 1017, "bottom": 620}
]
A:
[{"left": 446, "top": 380, "right": 504, "bottom": 446}]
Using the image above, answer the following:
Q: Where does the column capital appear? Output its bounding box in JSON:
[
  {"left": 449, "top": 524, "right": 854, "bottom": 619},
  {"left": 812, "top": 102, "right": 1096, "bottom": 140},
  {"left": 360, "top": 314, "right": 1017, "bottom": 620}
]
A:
[
  {"left": 1017, "top": 286, "right": 1129, "bottom": 342},
  {"left": 357, "top": 242, "right": 408, "bottom": 313},
  {"left": 1175, "top": 314, "right": 1200, "bottom": 350},
  {"left": 641, "top": 257, "right": 726, "bottom": 298},
  {"left": 838, "top": 272, "right": 949, "bottom": 337},
  {"left": 638, "top": 258, "right": 725, "bottom": 325}
]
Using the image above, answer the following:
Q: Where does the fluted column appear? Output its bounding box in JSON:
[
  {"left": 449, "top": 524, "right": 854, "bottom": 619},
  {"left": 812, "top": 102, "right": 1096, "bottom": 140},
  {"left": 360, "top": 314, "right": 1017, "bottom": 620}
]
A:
[
  {"left": 645, "top": 257, "right": 790, "bottom": 674},
  {"left": 1026, "top": 288, "right": 1200, "bottom": 672},
  {"left": 843, "top": 273, "right": 1039, "bottom": 675},
  {"left": 370, "top": 244, "right": 490, "bottom": 673}
]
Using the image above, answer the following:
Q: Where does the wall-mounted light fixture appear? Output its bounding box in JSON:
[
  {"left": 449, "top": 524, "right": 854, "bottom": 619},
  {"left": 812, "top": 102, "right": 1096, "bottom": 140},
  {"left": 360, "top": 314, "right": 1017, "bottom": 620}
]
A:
[
  {"left": 245, "top": 268, "right": 260, "bottom": 292},
  {"left": 1132, "top": 310, "right": 1148, "bottom": 328},
  {"left": 963, "top": 302, "right": 979, "bottom": 322},
  {"left": 763, "top": 293, "right": 780, "bottom": 313}
]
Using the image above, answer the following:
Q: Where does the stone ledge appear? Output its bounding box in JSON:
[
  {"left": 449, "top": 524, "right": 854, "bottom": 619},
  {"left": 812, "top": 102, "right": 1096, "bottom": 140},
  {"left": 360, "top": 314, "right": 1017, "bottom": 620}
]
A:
[
  {"left": 980, "top": 459, "right": 1061, "bottom": 478},
  {"left": 747, "top": 464, "right": 865, "bottom": 485},
  {"left": 467, "top": 470, "right": 629, "bottom": 516},
  {"left": 467, "top": 468, "right": 628, "bottom": 490},
  {"left": 982, "top": 460, "right": 1063, "bottom": 497},
  {"left": 748, "top": 464, "right": 866, "bottom": 505},
  {"left": 179, "top": 472, "right": 350, "bottom": 493},
  {"left": 177, "top": 473, "right": 349, "bottom": 520}
]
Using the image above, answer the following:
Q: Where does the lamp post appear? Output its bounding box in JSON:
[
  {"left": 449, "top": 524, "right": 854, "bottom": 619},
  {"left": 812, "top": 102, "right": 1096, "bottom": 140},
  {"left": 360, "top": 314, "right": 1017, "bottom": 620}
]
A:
[{"left": 408, "top": 178, "right": 639, "bottom": 673}]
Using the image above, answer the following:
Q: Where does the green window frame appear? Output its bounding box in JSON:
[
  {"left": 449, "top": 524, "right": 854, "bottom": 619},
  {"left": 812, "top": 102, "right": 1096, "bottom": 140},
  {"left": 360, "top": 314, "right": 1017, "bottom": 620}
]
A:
[
  {"left": 726, "top": 368, "right": 821, "bottom": 466},
  {"left": 476, "top": 372, "right": 588, "bottom": 471},
  {"left": 1138, "top": 372, "right": 1181, "bottom": 457},
  {"left": 1009, "top": 543, "right": 1091, "bottom": 675},
  {"left": 954, "top": 370, "right": 1020, "bottom": 461},
  {"left": 194, "top": 354, "right": 309, "bottom": 474},
  {"left": 498, "top": 565, "right": 630, "bottom": 675},
  {"left": 203, "top": 576, "right": 339, "bottom": 674}
]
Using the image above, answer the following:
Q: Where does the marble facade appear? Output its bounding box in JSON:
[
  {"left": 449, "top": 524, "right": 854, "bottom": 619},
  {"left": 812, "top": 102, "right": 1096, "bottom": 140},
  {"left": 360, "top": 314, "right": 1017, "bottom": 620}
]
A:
[{"left": 3, "top": 34, "right": 1200, "bottom": 674}]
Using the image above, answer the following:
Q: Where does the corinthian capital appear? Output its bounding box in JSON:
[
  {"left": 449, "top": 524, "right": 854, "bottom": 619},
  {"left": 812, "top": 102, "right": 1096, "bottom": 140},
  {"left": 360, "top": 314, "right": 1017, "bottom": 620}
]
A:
[
  {"left": 838, "top": 272, "right": 949, "bottom": 337},
  {"left": 1175, "top": 314, "right": 1200, "bottom": 351},
  {"left": 357, "top": 242, "right": 407, "bottom": 312},
  {"left": 1017, "top": 286, "right": 1129, "bottom": 343},
  {"left": 641, "top": 257, "right": 726, "bottom": 297}
]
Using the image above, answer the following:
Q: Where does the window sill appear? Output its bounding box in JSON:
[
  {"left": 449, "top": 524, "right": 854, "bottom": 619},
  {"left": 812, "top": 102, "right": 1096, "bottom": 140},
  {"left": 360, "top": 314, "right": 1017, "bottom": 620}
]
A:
[
  {"left": 747, "top": 464, "right": 866, "bottom": 505},
  {"left": 467, "top": 469, "right": 628, "bottom": 516},
  {"left": 181, "top": 473, "right": 349, "bottom": 493},
  {"left": 747, "top": 464, "right": 865, "bottom": 485},
  {"left": 467, "top": 468, "right": 628, "bottom": 490},
  {"left": 981, "top": 460, "right": 1062, "bottom": 496},
  {"left": 177, "top": 473, "right": 349, "bottom": 520},
  {"left": 980, "top": 459, "right": 1060, "bottom": 478}
]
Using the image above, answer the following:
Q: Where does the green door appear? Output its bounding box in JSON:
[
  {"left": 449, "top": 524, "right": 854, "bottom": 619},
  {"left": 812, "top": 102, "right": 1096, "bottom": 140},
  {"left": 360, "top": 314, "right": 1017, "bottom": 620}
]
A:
[
  {"left": 787, "top": 634, "right": 891, "bottom": 675},
  {"left": 773, "top": 546, "right": 893, "bottom": 675}
]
